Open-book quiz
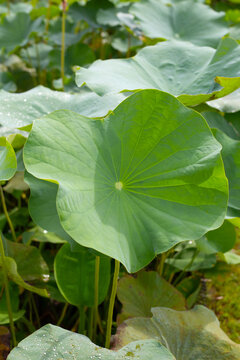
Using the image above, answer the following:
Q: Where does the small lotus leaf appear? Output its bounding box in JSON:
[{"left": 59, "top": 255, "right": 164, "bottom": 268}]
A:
[
  {"left": 0, "top": 137, "right": 17, "bottom": 181},
  {"left": 117, "top": 271, "right": 185, "bottom": 321},
  {"left": 54, "top": 243, "right": 111, "bottom": 306}
]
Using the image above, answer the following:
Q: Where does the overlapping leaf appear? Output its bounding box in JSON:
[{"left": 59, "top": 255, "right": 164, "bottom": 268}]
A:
[
  {"left": 207, "top": 88, "right": 240, "bottom": 113},
  {"left": 76, "top": 38, "right": 240, "bottom": 106},
  {"left": 113, "top": 306, "right": 240, "bottom": 359},
  {"left": 130, "top": 0, "right": 228, "bottom": 47},
  {"left": 0, "top": 86, "right": 124, "bottom": 133},
  {"left": 8, "top": 324, "right": 175, "bottom": 360},
  {"left": 0, "top": 137, "right": 17, "bottom": 181},
  {"left": 0, "top": 13, "right": 42, "bottom": 53},
  {"left": 54, "top": 243, "right": 110, "bottom": 306},
  {"left": 23, "top": 90, "right": 228, "bottom": 272},
  {"left": 117, "top": 271, "right": 185, "bottom": 321}
]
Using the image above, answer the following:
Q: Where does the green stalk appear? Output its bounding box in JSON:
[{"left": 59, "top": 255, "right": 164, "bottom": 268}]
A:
[
  {"left": 0, "top": 186, "right": 17, "bottom": 242},
  {"left": 93, "top": 255, "right": 100, "bottom": 342},
  {"left": 105, "top": 260, "right": 120, "bottom": 349},
  {"left": 61, "top": 0, "right": 67, "bottom": 91},
  {"left": 45, "top": 0, "right": 52, "bottom": 34},
  {"left": 173, "top": 248, "right": 199, "bottom": 286},
  {"left": 0, "top": 234, "right": 17, "bottom": 347},
  {"left": 88, "top": 307, "right": 94, "bottom": 340},
  {"left": 78, "top": 306, "right": 86, "bottom": 335},
  {"left": 57, "top": 302, "right": 68, "bottom": 326},
  {"left": 158, "top": 252, "right": 166, "bottom": 277}
]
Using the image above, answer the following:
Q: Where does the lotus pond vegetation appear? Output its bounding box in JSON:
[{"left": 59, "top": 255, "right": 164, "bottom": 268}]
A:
[{"left": 0, "top": 0, "right": 240, "bottom": 359}]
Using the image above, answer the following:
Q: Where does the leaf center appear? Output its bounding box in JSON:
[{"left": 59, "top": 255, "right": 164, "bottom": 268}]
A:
[{"left": 115, "top": 181, "right": 123, "bottom": 191}]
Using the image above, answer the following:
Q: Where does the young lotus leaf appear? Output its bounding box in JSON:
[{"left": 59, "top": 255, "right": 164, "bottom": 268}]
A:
[
  {"left": 0, "top": 137, "right": 17, "bottom": 181},
  {"left": 0, "top": 12, "right": 42, "bottom": 53},
  {"left": 54, "top": 243, "right": 110, "bottom": 307},
  {"left": 0, "top": 86, "right": 123, "bottom": 132},
  {"left": 23, "top": 90, "right": 228, "bottom": 272},
  {"left": 113, "top": 305, "right": 240, "bottom": 359},
  {"left": 7, "top": 324, "right": 175, "bottom": 360},
  {"left": 117, "top": 271, "right": 185, "bottom": 321},
  {"left": 0, "top": 257, "right": 48, "bottom": 297},
  {"left": 130, "top": 0, "right": 228, "bottom": 48},
  {"left": 76, "top": 38, "right": 240, "bottom": 106},
  {"left": 4, "top": 239, "right": 49, "bottom": 282},
  {"left": 197, "top": 220, "right": 236, "bottom": 254},
  {"left": 207, "top": 88, "right": 240, "bottom": 113},
  {"left": 165, "top": 247, "right": 216, "bottom": 271}
]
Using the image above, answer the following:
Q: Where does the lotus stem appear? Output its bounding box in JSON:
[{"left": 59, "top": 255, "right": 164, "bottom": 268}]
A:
[
  {"left": 61, "top": 0, "right": 67, "bottom": 90},
  {"left": 105, "top": 259, "right": 120, "bottom": 349},
  {"left": 0, "top": 234, "right": 17, "bottom": 347},
  {"left": 93, "top": 255, "right": 100, "bottom": 342},
  {"left": 0, "top": 186, "right": 17, "bottom": 242}
]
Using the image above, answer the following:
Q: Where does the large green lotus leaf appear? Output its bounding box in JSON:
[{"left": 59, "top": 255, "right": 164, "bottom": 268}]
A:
[
  {"left": 117, "top": 271, "right": 185, "bottom": 321},
  {"left": 23, "top": 90, "right": 228, "bottom": 272},
  {"left": 24, "top": 172, "right": 71, "bottom": 240},
  {"left": 0, "top": 137, "right": 17, "bottom": 181},
  {"left": 130, "top": 0, "right": 228, "bottom": 48},
  {"left": 76, "top": 38, "right": 240, "bottom": 107},
  {"left": 197, "top": 220, "right": 236, "bottom": 254},
  {"left": 213, "top": 129, "right": 240, "bottom": 211},
  {"left": 7, "top": 324, "right": 175, "bottom": 360},
  {"left": 207, "top": 88, "right": 240, "bottom": 113},
  {"left": 113, "top": 305, "right": 240, "bottom": 359},
  {"left": 0, "top": 13, "right": 42, "bottom": 53},
  {"left": 54, "top": 243, "right": 110, "bottom": 307},
  {"left": 0, "top": 86, "right": 124, "bottom": 132}
]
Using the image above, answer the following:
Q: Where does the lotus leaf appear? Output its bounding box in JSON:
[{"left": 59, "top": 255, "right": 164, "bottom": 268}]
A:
[
  {"left": 0, "top": 13, "right": 42, "bottom": 53},
  {"left": 113, "top": 305, "right": 240, "bottom": 359},
  {"left": 23, "top": 90, "right": 228, "bottom": 272},
  {"left": 130, "top": 0, "right": 228, "bottom": 47},
  {"left": 0, "top": 137, "right": 17, "bottom": 181},
  {"left": 0, "top": 86, "right": 123, "bottom": 132},
  {"left": 7, "top": 324, "right": 175, "bottom": 359},
  {"left": 207, "top": 88, "right": 240, "bottom": 113},
  {"left": 197, "top": 220, "right": 236, "bottom": 254},
  {"left": 24, "top": 172, "right": 71, "bottom": 240},
  {"left": 213, "top": 129, "right": 240, "bottom": 212},
  {"left": 76, "top": 38, "right": 240, "bottom": 106},
  {"left": 54, "top": 243, "right": 110, "bottom": 306},
  {"left": 117, "top": 271, "right": 185, "bottom": 321}
]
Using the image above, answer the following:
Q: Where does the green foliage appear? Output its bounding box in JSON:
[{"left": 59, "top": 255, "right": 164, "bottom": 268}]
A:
[{"left": 1, "top": 0, "right": 240, "bottom": 356}]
